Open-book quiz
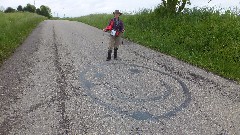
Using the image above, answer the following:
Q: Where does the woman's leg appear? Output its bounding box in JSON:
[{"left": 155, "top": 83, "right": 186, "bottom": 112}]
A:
[
  {"left": 107, "top": 36, "right": 115, "bottom": 61},
  {"left": 113, "top": 33, "right": 122, "bottom": 59}
]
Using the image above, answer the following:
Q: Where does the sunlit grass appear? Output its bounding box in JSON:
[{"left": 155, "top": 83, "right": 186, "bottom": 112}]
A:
[{"left": 0, "top": 12, "right": 46, "bottom": 64}]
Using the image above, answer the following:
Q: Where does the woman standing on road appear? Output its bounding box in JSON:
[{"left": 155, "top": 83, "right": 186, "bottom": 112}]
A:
[{"left": 103, "top": 10, "right": 125, "bottom": 61}]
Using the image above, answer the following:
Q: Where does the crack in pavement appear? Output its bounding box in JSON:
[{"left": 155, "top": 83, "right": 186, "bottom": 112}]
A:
[
  {"left": 52, "top": 25, "right": 70, "bottom": 135},
  {"left": 25, "top": 96, "right": 58, "bottom": 114}
]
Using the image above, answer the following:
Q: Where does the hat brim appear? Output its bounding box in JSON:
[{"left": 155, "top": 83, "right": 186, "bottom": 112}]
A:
[{"left": 113, "top": 12, "right": 122, "bottom": 15}]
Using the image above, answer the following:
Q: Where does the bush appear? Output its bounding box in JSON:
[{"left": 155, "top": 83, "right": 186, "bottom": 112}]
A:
[{"left": 4, "top": 7, "right": 15, "bottom": 13}]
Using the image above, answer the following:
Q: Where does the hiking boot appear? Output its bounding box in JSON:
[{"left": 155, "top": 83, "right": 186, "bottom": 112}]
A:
[
  {"left": 106, "top": 50, "right": 112, "bottom": 61},
  {"left": 114, "top": 48, "right": 118, "bottom": 60}
]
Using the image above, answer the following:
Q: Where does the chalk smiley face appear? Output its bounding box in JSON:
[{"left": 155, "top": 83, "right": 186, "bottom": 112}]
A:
[{"left": 80, "top": 62, "right": 191, "bottom": 121}]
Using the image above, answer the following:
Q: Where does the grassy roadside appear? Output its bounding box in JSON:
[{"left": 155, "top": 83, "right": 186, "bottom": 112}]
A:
[
  {"left": 0, "top": 12, "right": 47, "bottom": 65},
  {"left": 68, "top": 8, "right": 240, "bottom": 83}
]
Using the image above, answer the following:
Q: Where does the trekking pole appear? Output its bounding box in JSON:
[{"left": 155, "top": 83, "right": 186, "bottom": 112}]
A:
[
  {"left": 122, "top": 37, "right": 124, "bottom": 45},
  {"left": 121, "top": 31, "right": 124, "bottom": 45},
  {"left": 102, "top": 29, "right": 106, "bottom": 45},
  {"left": 102, "top": 31, "right": 104, "bottom": 44}
]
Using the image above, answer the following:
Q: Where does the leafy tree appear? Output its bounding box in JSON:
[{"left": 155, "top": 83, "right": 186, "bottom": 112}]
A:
[
  {"left": 160, "top": 0, "right": 215, "bottom": 15},
  {"left": 4, "top": 7, "right": 15, "bottom": 13},
  {"left": 23, "top": 4, "right": 36, "bottom": 13},
  {"left": 17, "top": 5, "right": 23, "bottom": 12},
  {"left": 36, "top": 8, "right": 41, "bottom": 15},
  {"left": 161, "top": 0, "right": 191, "bottom": 14},
  {"left": 37, "top": 5, "right": 52, "bottom": 18}
]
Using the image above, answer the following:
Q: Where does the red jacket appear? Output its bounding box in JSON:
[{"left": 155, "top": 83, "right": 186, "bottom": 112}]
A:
[{"left": 104, "top": 18, "right": 124, "bottom": 32}]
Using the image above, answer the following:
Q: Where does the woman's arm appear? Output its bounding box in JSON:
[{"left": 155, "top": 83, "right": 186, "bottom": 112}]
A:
[{"left": 103, "top": 19, "right": 114, "bottom": 31}]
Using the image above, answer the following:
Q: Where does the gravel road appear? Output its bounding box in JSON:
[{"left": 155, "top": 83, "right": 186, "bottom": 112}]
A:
[{"left": 0, "top": 20, "right": 239, "bottom": 135}]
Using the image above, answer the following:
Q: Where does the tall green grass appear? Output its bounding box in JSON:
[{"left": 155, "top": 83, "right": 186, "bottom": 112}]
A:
[
  {"left": 0, "top": 12, "right": 46, "bottom": 64},
  {"left": 68, "top": 7, "right": 240, "bottom": 82}
]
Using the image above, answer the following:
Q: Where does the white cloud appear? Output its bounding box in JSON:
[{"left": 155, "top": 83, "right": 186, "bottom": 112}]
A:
[
  {"left": 0, "top": 0, "right": 239, "bottom": 17},
  {"left": 189, "top": 0, "right": 240, "bottom": 9}
]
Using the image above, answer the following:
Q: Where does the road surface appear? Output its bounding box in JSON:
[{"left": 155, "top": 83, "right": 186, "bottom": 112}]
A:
[{"left": 0, "top": 20, "right": 239, "bottom": 135}]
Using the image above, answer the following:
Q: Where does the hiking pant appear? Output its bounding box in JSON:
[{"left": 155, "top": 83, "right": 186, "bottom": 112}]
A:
[{"left": 108, "top": 33, "right": 122, "bottom": 50}]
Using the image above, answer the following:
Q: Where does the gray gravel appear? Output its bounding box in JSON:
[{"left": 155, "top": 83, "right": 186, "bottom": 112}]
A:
[{"left": 0, "top": 20, "right": 239, "bottom": 135}]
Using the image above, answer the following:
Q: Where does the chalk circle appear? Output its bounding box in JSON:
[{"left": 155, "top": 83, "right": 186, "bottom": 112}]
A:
[{"left": 80, "top": 62, "right": 191, "bottom": 121}]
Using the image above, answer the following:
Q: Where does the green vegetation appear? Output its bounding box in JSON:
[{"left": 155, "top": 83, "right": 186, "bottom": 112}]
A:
[
  {"left": 0, "top": 12, "right": 46, "bottom": 64},
  {"left": 68, "top": 7, "right": 240, "bottom": 82},
  {"left": 4, "top": 3, "right": 52, "bottom": 18}
]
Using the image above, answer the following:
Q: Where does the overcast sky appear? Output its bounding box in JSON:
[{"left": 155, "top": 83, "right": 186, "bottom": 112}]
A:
[{"left": 0, "top": 0, "right": 240, "bottom": 17}]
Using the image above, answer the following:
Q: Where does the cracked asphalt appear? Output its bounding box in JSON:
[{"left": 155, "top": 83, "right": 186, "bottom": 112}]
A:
[{"left": 0, "top": 20, "right": 239, "bottom": 135}]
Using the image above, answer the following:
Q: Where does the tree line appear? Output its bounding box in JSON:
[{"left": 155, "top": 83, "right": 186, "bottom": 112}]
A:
[{"left": 2, "top": 4, "right": 52, "bottom": 18}]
